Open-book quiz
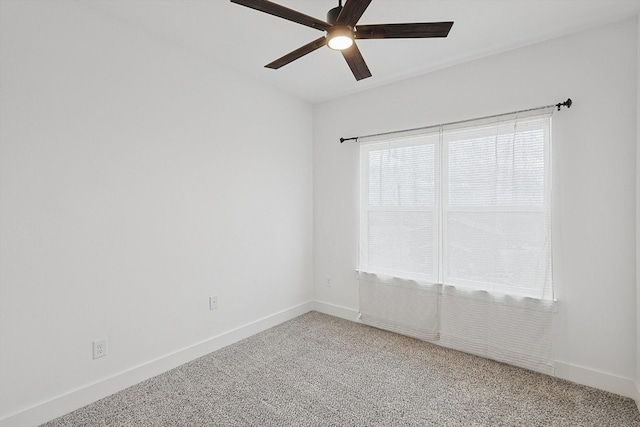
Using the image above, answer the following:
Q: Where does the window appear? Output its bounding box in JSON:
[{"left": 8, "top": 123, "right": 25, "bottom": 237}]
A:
[{"left": 359, "top": 109, "right": 553, "bottom": 300}]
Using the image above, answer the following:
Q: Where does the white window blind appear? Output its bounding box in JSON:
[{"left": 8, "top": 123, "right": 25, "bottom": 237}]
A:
[{"left": 359, "top": 108, "right": 553, "bottom": 300}]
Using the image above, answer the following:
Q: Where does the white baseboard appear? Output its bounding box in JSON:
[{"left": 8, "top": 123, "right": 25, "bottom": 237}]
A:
[
  {"left": 3, "top": 301, "right": 638, "bottom": 426},
  {"left": 554, "top": 361, "right": 639, "bottom": 401},
  {"left": 0, "top": 301, "right": 314, "bottom": 427},
  {"left": 312, "top": 300, "right": 359, "bottom": 322}
]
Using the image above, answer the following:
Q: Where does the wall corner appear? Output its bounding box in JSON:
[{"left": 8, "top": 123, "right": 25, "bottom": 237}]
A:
[{"left": 636, "top": 12, "right": 640, "bottom": 412}]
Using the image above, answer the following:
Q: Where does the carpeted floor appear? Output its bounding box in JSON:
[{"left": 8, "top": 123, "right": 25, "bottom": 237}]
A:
[{"left": 42, "top": 311, "right": 640, "bottom": 426}]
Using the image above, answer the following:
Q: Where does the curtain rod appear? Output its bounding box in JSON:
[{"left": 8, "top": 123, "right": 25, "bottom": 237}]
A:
[{"left": 339, "top": 98, "right": 572, "bottom": 143}]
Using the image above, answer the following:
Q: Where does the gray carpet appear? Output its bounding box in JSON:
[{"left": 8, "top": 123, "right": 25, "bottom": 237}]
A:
[{"left": 42, "top": 311, "right": 640, "bottom": 426}]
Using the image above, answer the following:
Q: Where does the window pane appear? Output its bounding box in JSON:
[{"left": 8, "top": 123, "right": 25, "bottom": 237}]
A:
[
  {"left": 367, "top": 210, "right": 437, "bottom": 280},
  {"left": 443, "top": 117, "right": 551, "bottom": 298},
  {"left": 368, "top": 144, "right": 435, "bottom": 207},
  {"left": 361, "top": 136, "right": 439, "bottom": 281},
  {"left": 447, "top": 128, "right": 545, "bottom": 207},
  {"left": 446, "top": 211, "right": 549, "bottom": 294}
]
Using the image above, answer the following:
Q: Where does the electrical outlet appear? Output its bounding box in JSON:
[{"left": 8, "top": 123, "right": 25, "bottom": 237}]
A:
[
  {"left": 93, "top": 339, "right": 108, "bottom": 359},
  {"left": 209, "top": 295, "right": 218, "bottom": 310}
]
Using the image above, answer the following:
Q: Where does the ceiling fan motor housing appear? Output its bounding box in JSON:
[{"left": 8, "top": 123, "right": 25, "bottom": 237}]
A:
[{"left": 327, "top": 6, "right": 342, "bottom": 25}]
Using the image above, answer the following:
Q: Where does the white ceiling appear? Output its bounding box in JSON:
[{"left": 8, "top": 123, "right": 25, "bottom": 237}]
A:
[{"left": 85, "top": 0, "right": 640, "bottom": 104}]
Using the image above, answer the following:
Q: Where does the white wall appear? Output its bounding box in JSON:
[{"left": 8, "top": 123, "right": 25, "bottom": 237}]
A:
[
  {"left": 314, "top": 18, "right": 638, "bottom": 398},
  {"left": 0, "top": 1, "right": 313, "bottom": 424}
]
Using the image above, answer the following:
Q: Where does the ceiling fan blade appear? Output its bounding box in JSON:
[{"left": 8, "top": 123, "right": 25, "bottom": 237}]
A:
[
  {"left": 265, "top": 36, "right": 328, "bottom": 69},
  {"left": 341, "top": 42, "right": 372, "bottom": 81},
  {"left": 230, "top": 0, "right": 331, "bottom": 32},
  {"left": 336, "top": 0, "right": 372, "bottom": 27},
  {"left": 356, "top": 22, "right": 454, "bottom": 39}
]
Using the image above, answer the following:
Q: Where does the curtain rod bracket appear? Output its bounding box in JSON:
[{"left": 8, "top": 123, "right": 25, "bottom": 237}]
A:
[
  {"left": 555, "top": 98, "right": 572, "bottom": 111},
  {"left": 340, "top": 136, "right": 358, "bottom": 143}
]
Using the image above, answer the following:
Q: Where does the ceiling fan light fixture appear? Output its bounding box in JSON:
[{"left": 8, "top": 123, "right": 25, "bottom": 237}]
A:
[{"left": 327, "top": 26, "right": 354, "bottom": 50}]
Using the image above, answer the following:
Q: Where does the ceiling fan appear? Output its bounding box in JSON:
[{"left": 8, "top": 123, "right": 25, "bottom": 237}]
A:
[{"left": 230, "top": 0, "right": 454, "bottom": 81}]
